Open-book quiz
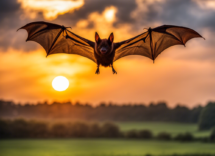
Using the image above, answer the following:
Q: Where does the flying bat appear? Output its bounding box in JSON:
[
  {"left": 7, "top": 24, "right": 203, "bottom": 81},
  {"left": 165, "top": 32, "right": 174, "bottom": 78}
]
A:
[{"left": 19, "top": 22, "right": 203, "bottom": 74}]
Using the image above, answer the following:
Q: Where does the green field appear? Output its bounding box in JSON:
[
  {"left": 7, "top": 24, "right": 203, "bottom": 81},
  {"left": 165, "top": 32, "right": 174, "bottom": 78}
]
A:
[
  {"left": 0, "top": 139, "right": 215, "bottom": 156},
  {"left": 115, "top": 122, "right": 212, "bottom": 137},
  {"left": 0, "top": 122, "right": 214, "bottom": 156}
]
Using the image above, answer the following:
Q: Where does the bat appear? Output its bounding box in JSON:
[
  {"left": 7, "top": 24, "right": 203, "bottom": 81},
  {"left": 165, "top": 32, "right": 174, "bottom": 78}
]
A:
[{"left": 18, "top": 22, "right": 203, "bottom": 74}]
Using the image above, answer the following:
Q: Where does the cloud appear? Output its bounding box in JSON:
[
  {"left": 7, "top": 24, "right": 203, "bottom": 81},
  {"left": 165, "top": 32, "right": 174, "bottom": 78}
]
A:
[
  {"left": 194, "top": 0, "right": 215, "bottom": 10},
  {"left": 18, "top": 0, "right": 84, "bottom": 20},
  {"left": 0, "top": 0, "right": 20, "bottom": 24},
  {"left": 0, "top": 0, "right": 214, "bottom": 106},
  {"left": 1, "top": 0, "right": 215, "bottom": 51},
  {"left": 0, "top": 0, "right": 39, "bottom": 51},
  {"left": 130, "top": 0, "right": 215, "bottom": 33},
  {"left": 73, "top": 6, "right": 133, "bottom": 41}
]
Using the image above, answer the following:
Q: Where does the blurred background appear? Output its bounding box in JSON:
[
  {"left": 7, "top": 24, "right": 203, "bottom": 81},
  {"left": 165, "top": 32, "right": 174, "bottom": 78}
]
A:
[{"left": 0, "top": 0, "right": 215, "bottom": 156}]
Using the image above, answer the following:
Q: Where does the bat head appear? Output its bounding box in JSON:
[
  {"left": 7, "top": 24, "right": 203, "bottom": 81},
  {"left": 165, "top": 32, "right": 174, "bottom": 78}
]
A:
[{"left": 95, "top": 32, "right": 114, "bottom": 55}]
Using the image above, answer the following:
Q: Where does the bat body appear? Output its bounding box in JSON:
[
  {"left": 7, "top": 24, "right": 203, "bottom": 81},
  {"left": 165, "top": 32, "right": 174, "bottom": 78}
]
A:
[
  {"left": 94, "top": 33, "right": 118, "bottom": 74},
  {"left": 19, "top": 22, "right": 203, "bottom": 74}
]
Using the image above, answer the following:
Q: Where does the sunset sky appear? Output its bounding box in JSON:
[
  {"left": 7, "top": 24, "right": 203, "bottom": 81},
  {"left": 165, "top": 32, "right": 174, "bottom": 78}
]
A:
[{"left": 0, "top": 0, "right": 214, "bottom": 107}]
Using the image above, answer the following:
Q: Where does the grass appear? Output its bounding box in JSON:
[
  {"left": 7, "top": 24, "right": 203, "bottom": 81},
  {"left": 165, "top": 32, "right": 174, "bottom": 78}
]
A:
[
  {"left": 0, "top": 139, "right": 215, "bottom": 156},
  {"left": 0, "top": 122, "right": 213, "bottom": 156},
  {"left": 115, "top": 122, "right": 212, "bottom": 137}
]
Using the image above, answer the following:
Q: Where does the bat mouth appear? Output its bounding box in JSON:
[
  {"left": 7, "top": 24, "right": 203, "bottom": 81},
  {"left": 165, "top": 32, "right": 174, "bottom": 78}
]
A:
[
  {"left": 100, "top": 50, "right": 108, "bottom": 54},
  {"left": 100, "top": 47, "right": 108, "bottom": 54}
]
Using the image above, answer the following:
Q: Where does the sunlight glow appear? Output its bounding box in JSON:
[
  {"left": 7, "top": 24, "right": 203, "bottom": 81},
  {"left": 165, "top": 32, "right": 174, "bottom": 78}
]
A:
[
  {"left": 52, "top": 76, "right": 69, "bottom": 91},
  {"left": 18, "top": 0, "right": 84, "bottom": 20},
  {"left": 195, "top": 0, "right": 215, "bottom": 10},
  {"left": 103, "top": 6, "right": 117, "bottom": 22},
  {"left": 75, "top": 6, "right": 121, "bottom": 38}
]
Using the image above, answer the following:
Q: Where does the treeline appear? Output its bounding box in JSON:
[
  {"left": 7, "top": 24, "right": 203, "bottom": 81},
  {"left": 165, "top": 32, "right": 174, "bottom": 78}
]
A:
[
  {"left": 0, "top": 119, "right": 121, "bottom": 139},
  {"left": 0, "top": 100, "right": 206, "bottom": 123},
  {"left": 0, "top": 119, "right": 215, "bottom": 142}
]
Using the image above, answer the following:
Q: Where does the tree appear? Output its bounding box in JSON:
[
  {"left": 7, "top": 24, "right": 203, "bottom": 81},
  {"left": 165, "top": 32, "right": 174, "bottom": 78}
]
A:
[
  {"left": 174, "top": 132, "right": 194, "bottom": 142},
  {"left": 156, "top": 132, "right": 171, "bottom": 140},
  {"left": 51, "top": 123, "right": 68, "bottom": 138},
  {"left": 100, "top": 122, "right": 121, "bottom": 138},
  {"left": 138, "top": 130, "right": 153, "bottom": 139},
  {"left": 126, "top": 130, "right": 139, "bottom": 138},
  {"left": 210, "top": 128, "right": 215, "bottom": 141},
  {"left": 198, "top": 102, "right": 215, "bottom": 130}
]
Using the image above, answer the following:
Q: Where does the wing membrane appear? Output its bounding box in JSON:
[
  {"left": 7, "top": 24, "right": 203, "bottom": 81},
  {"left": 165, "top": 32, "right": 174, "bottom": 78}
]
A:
[
  {"left": 114, "top": 25, "right": 203, "bottom": 62},
  {"left": 19, "top": 21, "right": 96, "bottom": 62},
  {"left": 114, "top": 32, "right": 151, "bottom": 61}
]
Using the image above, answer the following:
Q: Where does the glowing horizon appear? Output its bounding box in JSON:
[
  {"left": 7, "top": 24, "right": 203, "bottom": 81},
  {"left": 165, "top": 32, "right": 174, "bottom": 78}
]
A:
[{"left": 0, "top": 0, "right": 214, "bottom": 107}]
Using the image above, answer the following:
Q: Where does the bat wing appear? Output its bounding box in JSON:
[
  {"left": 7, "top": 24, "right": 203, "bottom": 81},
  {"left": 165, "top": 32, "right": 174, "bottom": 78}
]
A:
[
  {"left": 114, "top": 25, "right": 203, "bottom": 62},
  {"left": 18, "top": 21, "right": 96, "bottom": 62}
]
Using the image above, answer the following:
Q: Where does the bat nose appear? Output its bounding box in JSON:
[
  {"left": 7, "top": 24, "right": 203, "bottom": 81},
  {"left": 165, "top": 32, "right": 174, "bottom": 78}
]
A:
[
  {"left": 100, "top": 47, "right": 107, "bottom": 54},
  {"left": 101, "top": 49, "right": 107, "bottom": 53}
]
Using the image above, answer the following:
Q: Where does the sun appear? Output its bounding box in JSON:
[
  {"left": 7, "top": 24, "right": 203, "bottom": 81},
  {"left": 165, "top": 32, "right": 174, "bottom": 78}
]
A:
[{"left": 52, "top": 76, "right": 69, "bottom": 91}]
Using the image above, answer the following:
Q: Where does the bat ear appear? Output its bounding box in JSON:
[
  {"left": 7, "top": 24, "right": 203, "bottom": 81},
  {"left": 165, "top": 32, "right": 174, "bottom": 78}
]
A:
[
  {"left": 108, "top": 33, "right": 114, "bottom": 44},
  {"left": 95, "top": 32, "right": 101, "bottom": 43}
]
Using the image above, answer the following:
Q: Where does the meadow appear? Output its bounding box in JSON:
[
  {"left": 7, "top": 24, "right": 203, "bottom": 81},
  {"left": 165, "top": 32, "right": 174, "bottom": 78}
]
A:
[
  {"left": 0, "top": 122, "right": 214, "bottom": 156},
  {"left": 116, "top": 122, "right": 212, "bottom": 137},
  {"left": 1, "top": 139, "right": 215, "bottom": 156}
]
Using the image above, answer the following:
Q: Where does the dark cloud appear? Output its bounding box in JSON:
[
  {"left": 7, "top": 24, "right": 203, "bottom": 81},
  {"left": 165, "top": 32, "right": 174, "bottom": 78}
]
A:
[
  {"left": 0, "top": 0, "right": 40, "bottom": 51},
  {"left": 0, "top": 0, "right": 20, "bottom": 22},
  {"left": 0, "top": 0, "right": 215, "bottom": 55},
  {"left": 136, "top": 0, "right": 215, "bottom": 31},
  {"left": 54, "top": 0, "right": 137, "bottom": 26},
  {"left": 0, "top": 0, "right": 137, "bottom": 51}
]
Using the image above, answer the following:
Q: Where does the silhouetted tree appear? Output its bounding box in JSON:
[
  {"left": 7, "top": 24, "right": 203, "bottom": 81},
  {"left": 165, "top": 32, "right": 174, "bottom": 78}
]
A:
[
  {"left": 12, "top": 119, "right": 32, "bottom": 138},
  {"left": 138, "top": 130, "right": 153, "bottom": 139},
  {"left": 126, "top": 130, "right": 139, "bottom": 138},
  {"left": 0, "top": 100, "right": 207, "bottom": 123},
  {"left": 69, "top": 122, "right": 90, "bottom": 138},
  {"left": 199, "top": 102, "right": 215, "bottom": 130},
  {"left": 0, "top": 119, "right": 11, "bottom": 138},
  {"left": 174, "top": 132, "right": 194, "bottom": 142},
  {"left": 88, "top": 123, "right": 101, "bottom": 138},
  {"left": 210, "top": 128, "right": 215, "bottom": 142},
  {"left": 29, "top": 121, "right": 49, "bottom": 138},
  {"left": 51, "top": 123, "right": 68, "bottom": 138},
  {"left": 100, "top": 122, "right": 121, "bottom": 138},
  {"left": 156, "top": 132, "right": 172, "bottom": 140}
]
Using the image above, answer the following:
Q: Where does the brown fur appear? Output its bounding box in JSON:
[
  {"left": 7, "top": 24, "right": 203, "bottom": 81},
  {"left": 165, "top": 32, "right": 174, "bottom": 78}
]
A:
[{"left": 94, "top": 33, "right": 115, "bottom": 67}]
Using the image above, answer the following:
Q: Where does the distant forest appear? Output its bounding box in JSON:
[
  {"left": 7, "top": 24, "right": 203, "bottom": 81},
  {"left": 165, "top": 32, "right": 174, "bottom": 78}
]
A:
[
  {"left": 1, "top": 100, "right": 212, "bottom": 123},
  {"left": 1, "top": 118, "right": 215, "bottom": 142}
]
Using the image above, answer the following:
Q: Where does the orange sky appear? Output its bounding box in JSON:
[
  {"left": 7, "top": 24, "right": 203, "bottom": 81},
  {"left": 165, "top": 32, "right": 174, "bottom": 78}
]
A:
[{"left": 0, "top": 0, "right": 214, "bottom": 107}]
